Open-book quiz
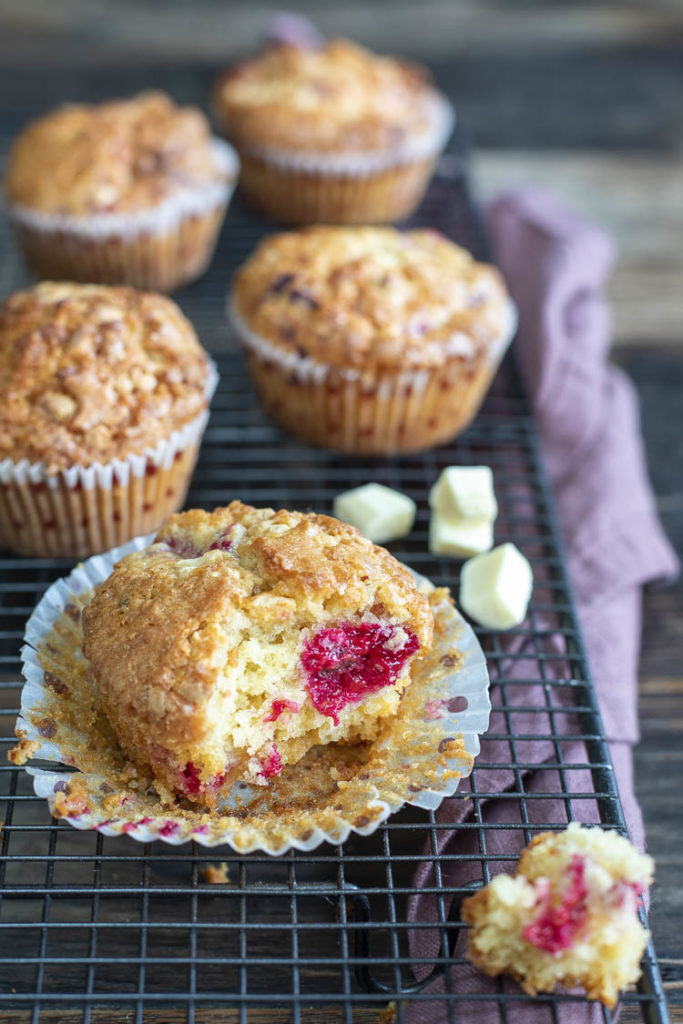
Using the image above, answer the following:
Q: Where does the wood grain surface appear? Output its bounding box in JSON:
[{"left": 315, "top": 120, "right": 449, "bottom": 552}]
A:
[{"left": 0, "top": 0, "right": 680, "bottom": 1016}]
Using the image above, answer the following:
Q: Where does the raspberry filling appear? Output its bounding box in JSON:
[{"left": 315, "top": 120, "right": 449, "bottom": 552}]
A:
[
  {"left": 165, "top": 536, "right": 203, "bottom": 559},
  {"left": 301, "top": 622, "right": 419, "bottom": 725},
  {"left": 258, "top": 745, "right": 283, "bottom": 778},
  {"left": 264, "top": 699, "right": 300, "bottom": 723},
  {"left": 179, "top": 761, "right": 202, "bottom": 794},
  {"left": 178, "top": 762, "right": 226, "bottom": 797},
  {"left": 165, "top": 530, "right": 232, "bottom": 558},
  {"left": 208, "top": 530, "right": 233, "bottom": 553},
  {"left": 523, "top": 854, "right": 589, "bottom": 955},
  {"left": 609, "top": 877, "right": 646, "bottom": 910}
]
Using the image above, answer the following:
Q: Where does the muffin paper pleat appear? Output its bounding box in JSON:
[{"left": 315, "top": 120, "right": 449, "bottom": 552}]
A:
[
  {"left": 229, "top": 299, "right": 517, "bottom": 454},
  {"left": 15, "top": 537, "right": 490, "bottom": 855}
]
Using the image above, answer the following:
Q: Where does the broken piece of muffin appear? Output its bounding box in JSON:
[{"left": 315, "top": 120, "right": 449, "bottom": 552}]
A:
[
  {"left": 81, "top": 501, "right": 433, "bottom": 807},
  {"left": 462, "top": 822, "right": 654, "bottom": 1007}
]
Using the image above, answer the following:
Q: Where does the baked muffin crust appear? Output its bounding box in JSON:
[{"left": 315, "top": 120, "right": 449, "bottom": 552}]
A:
[
  {"left": 232, "top": 226, "right": 511, "bottom": 372},
  {"left": 215, "top": 39, "right": 449, "bottom": 157},
  {"left": 4, "top": 91, "right": 227, "bottom": 216},
  {"left": 81, "top": 501, "right": 433, "bottom": 805},
  {"left": 0, "top": 282, "right": 211, "bottom": 471}
]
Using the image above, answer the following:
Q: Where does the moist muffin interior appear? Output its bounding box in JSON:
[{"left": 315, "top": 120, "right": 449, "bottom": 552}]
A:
[{"left": 81, "top": 502, "right": 434, "bottom": 808}]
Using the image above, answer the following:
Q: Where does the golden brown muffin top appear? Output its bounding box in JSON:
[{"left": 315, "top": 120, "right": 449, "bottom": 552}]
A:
[
  {"left": 214, "top": 39, "right": 450, "bottom": 156},
  {"left": 231, "top": 226, "right": 512, "bottom": 372},
  {"left": 4, "top": 91, "right": 229, "bottom": 216},
  {"left": 81, "top": 501, "right": 434, "bottom": 732},
  {"left": 0, "top": 282, "right": 212, "bottom": 470}
]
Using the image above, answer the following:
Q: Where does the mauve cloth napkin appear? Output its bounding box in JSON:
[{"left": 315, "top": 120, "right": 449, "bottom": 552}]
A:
[{"left": 405, "top": 189, "right": 679, "bottom": 1023}]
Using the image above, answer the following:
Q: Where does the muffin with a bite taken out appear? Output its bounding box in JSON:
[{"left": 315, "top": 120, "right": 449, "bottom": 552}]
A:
[{"left": 81, "top": 501, "right": 433, "bottom": 807}]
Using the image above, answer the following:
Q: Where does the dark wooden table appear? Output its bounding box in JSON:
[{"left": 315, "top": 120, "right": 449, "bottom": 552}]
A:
[{"left": 0, "top": 0, "right": 681, "bottom": 1016}]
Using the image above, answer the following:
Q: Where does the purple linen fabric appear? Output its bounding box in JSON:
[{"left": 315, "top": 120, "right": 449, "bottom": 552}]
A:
[{"left": 405, "top": 189, "right": 679, "bottom": 1023}]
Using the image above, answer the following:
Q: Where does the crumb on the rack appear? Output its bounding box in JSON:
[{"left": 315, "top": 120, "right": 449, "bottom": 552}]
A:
[
  {"left": 51, "top": 778, "right": 91, "bottom": 818},
  {"left": 8, "top": 734, "right": 40, "bottom": 765},
  {"left": 462, "top": 823, "right": 654, "bottom": 1008},
  {"left": 378, "top": 1002, "right": 397, "bottom": 1023},
  {"left": 201, "top": 862, "right": 231, "bottom": 884}
]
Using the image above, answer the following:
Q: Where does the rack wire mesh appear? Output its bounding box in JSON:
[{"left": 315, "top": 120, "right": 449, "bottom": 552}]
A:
[{"left": 0, "top": 141, "right": 671, "bottom": 1023}]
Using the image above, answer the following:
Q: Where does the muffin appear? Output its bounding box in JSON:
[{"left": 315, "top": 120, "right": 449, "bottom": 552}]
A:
[
  {"left": 3, "top": 91, "right": 238, "bottom": 292},
  {"left": 462, "top": 823, "right": 654, "bottom": 1007},
  {"left": 213, "top": 39, "right": 453, "bottom": 225},
  {"left": 81, "top": 501, "right": 434, "bottom": 808},
  {"left": 230, "top": 226, "right": 515, "bottom": 454},
  {"left": 0, "top": 282, "right": 216, "bottom": 558}
]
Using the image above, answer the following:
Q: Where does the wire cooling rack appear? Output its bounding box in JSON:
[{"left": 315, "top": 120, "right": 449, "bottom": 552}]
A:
[{"left": 0, "top": 152, "right": 671, "bottom": 1023}]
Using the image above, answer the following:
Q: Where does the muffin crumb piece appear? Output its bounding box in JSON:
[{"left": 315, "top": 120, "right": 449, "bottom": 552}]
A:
[
  {"left": 201, "top": 862, "right": 231, "bottom": 884},
  {"left": 462, "top": 823, "right": 654, "bottom": 1007},
  {"left": 8, "top": 735, "right": 41, "bottom": 766}
]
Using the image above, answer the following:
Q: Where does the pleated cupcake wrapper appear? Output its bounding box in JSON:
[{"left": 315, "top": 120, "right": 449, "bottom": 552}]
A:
[
  {"left": 0, "top": 360, "right": 218, "bottom": 558},
  {"left": 238, "top": 93, "right": 455, "bottom": 176},
  {"left": 16, "top": 537, "right": 490, "bottom": 855},
  {"left": 5, "top": 139, "right": 239, "bottom": 290},
  {"left": 229, "top": 300, "right": 517, "bottom": 453}
]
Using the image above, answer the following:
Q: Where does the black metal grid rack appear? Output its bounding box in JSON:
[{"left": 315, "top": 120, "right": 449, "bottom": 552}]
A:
[{"left": 0, "top": 151, "right": 671, "bottom": 1024}]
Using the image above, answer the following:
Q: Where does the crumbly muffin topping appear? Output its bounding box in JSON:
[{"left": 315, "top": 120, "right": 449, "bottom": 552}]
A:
[
  {"left": 4, "top": 91, "right": 227, "bottom": 216},
  {"left": 81, "top": 501, "right": 433, "bottom": 805},
  {"left": 215, "top": 39, "right": 447, "bottom": 155},
  {"left": 232, "top": 226, "right": 511, "bottom": 371},
  {"left": 0, "top": 282, "right": 211, "bottom": 470}
]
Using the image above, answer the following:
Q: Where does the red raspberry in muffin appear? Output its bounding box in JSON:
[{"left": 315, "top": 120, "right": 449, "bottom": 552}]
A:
[{"left": 81, "top": 501, "right": 433, "bottom": 807}]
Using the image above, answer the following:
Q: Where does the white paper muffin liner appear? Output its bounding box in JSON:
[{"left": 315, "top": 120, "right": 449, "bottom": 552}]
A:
[
  {"left": 5, "top": 140, "right": 239, "bottom": 291},
  {"left": 0, "top": 360, "right": 218, "bottom": 557},
  {"left": 237, "top": 93, "right": 455, "bottom": 176},
  {"left": 15, "top": 536, "right": 490, "bottom": 855},
  {"left": 229, "top": 298, "right": 517, "bottom": 454}
]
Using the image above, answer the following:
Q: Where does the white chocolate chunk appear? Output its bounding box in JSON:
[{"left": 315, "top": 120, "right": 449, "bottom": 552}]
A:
[
  {"left": 333, "top": 483, "right": 416, "bottom": 545},
  {"left": 429, "top": 466, "right": 498, "bottom": 521},
  {"left": 429, "top": 514, "right": 494, "bottom": 557},
  {"left": 460, "top": 543, "right": 533, "bottom": 630}
]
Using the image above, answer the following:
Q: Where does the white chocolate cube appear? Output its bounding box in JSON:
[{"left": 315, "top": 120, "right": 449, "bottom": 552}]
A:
[
  {"left": 429, "top": 466, "right": 498, "bottom": 521},
  {"left": 429, "top": 514, "right": 494, "bottom": 558},
  {"left": 459, "top": 543, "right": 533, "bottom": 630},
  {"left": 333, "top": 483, "right": 416, "bottom": 545}
]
